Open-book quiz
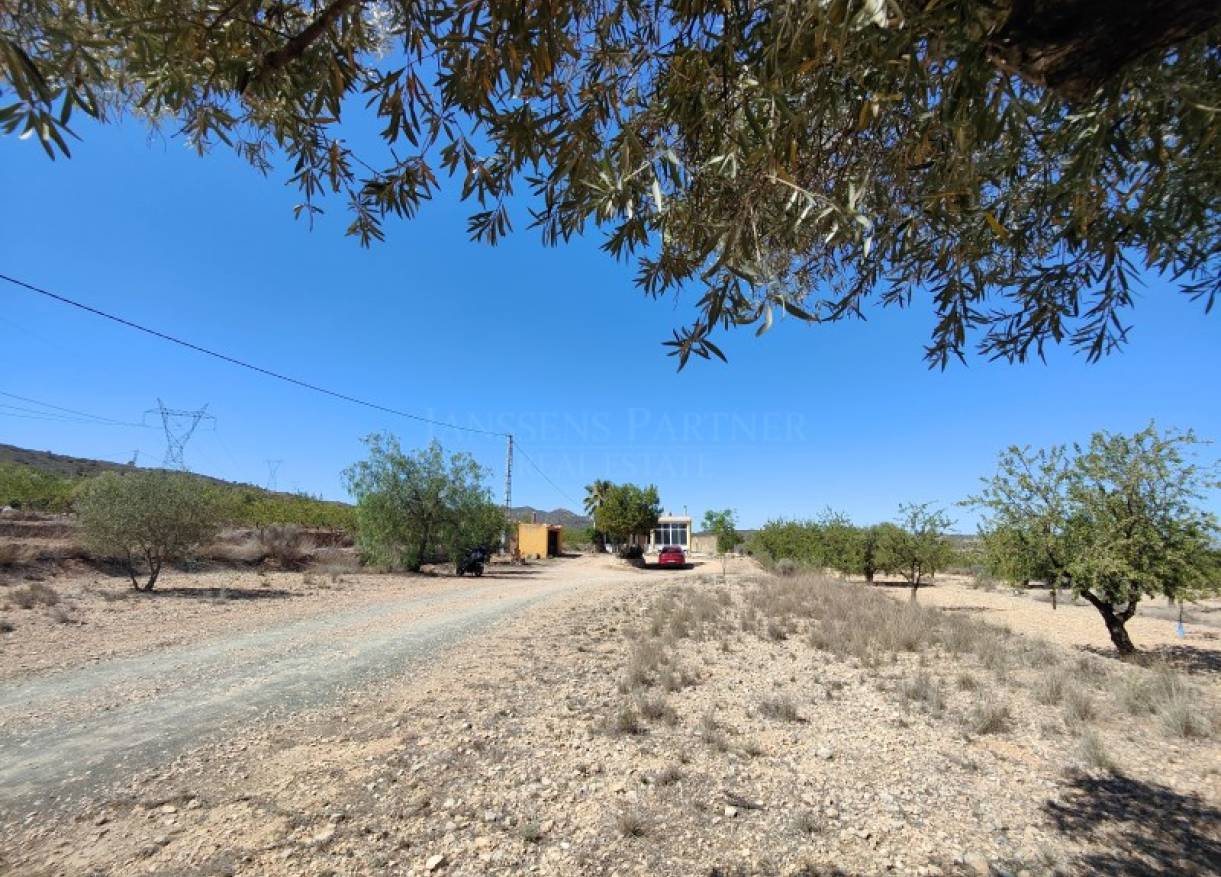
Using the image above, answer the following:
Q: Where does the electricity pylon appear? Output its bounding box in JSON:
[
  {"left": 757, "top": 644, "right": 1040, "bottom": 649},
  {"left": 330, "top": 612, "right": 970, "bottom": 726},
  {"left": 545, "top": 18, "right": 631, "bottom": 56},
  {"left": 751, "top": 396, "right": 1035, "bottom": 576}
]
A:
[
  {"left": 265, "top": 459, "right": 283, "bottom": 491},
  {"left": 146, "top": 399, "right": 214, "bottom": 470}
]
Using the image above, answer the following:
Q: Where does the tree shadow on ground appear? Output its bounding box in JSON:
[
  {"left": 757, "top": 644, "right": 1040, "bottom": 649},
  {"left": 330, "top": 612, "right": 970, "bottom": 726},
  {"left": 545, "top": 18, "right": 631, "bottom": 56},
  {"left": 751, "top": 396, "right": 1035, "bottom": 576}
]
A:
[
  {"left": 1081, "top": 642, "right": 1221, "bottom": 676},
  {"left": 133, "top": 586, "right": 298, "bottom": 601},
  {"left": 868, "top": 579, "right": 925, "bottom": 589},
  {"left": 475, "top": 568, "right": 543, "bottom": 579},
  {"left": 1044, "top": 769, "right": 1221, "bottom": 876}
]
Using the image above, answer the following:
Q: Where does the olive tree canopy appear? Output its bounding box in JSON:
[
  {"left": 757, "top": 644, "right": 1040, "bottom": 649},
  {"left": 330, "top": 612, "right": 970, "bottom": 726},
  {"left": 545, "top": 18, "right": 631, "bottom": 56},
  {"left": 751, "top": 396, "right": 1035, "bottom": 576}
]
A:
[{"left": 4, "top": 0, "right": 1217, "bottom": 365}]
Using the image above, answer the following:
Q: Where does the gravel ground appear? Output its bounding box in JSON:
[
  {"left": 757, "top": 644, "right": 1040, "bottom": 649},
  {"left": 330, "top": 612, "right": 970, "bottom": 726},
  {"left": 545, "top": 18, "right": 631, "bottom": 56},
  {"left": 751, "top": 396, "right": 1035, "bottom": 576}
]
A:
[{"left": 1, "top": 559, "right": 1217, "bottom": 877}]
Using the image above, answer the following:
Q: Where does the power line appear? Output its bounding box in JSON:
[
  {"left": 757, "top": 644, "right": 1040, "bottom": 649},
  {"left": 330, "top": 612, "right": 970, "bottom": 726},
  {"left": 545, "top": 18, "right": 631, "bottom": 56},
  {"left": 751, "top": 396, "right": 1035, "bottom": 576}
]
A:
[
  {"left": 515, "top": 442, "right": 580, "bottom": 507},
  {"left": 0, "top": 390, "right": 151, "bottom": 428},
  {"left": 0, "top": 272, "right": 507, "bottom": 438},
  {"left": 2, "top": 272, "right": 580, "bottom": 507}
]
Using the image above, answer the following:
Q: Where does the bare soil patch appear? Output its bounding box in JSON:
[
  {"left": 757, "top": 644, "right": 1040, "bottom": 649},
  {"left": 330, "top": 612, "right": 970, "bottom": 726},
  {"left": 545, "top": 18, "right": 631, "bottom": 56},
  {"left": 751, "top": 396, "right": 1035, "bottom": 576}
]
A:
[{"left": 3, "top": 564, "right": 1216, "bottom": 877}]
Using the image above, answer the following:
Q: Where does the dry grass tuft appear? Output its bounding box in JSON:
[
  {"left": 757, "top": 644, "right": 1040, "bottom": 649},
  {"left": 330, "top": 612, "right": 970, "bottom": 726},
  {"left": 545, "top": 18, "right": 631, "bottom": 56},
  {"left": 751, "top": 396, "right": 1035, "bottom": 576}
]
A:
[
  {"left": 698, "top": 712, "right": 729, "bottom": 752},
  {"left": 899, "top": 671, "right": 945, "bottom": 714},
  {"left": 1062, "top": 687, "right": 1097, "bottom": 726},
  {"left": 757, "top": 694, "right": 801, "bottom": 722},
  {"left": 636, "top": 695, "right": 679, "bottom": 726},
  {"left": 1034, "top": 671, "right": 1067, "bottom": 706},
  {"left": 605, "top": 703, "right": 645, "bottom": 736},
  {"left": 1078, "top": 729, "right": 1115, "bottom": 772},
  {"left": 653, "top": 765, "right": 683, "bottom": 786},
  {"left": 792, "top": 811, "right": 821, "bottom": 836},
  {"left": 516, "top": 820, "right": 543, "bottom": 843},
  {"left": 258, "top": 524, "right": 313, "bottom": 569},
  {"left": 966, "top": 696, "right": 1012, "bottom": 735},
  {"left": 7, "top": 582, "right": 60, "bottom": 609},
  {"left": 614, "top": 809, "right": 647, "bottom": 838}
]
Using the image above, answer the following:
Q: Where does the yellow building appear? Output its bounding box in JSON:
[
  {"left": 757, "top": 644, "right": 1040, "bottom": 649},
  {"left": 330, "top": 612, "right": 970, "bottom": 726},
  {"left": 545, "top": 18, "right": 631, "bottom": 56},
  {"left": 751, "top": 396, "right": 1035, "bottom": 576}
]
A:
[{"left": 517, "top": 522, "right": 563, "bottom": 558}]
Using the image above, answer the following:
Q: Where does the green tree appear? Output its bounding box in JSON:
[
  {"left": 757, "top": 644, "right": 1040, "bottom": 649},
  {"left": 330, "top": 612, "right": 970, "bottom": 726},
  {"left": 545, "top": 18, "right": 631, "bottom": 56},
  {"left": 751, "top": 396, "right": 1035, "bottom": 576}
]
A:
[
  {"left": 701, "top": 509, "right": 740, "bottom": 555},
  {"left": 887, "top": 503, "right": 954, "bottom": 601},
  {"left": 7, "top": 2, "right": 1216, "bottom": 366},
  {"left": 593, "top": 483, "right": 661, "bottom": 551},
  {"left": 702, "top": 508, "right": 739, "bottom": 576},
  {"left": 1064, "top": 427, "right": 1219, "bottom": 655},
  {"left": 76, "top": 471, "right": 220, "bottom": 590},
  {"left": 817, "top": 510, "right": 863, "bottom": 578},
  {"left": 971, "top": 425, "right": 1219, "bottom": 655},
  {"left": 968, "top": 444, "right": 1075, "bottom": 608},
  {"left": 583, "top": 479, "right": 613, "bottom": 553},
  {"left": 0, "top": 462, "right": 76, "bottom": 512},
  {"left": 860, "top": 522, "right": 904, "bottom": 585},
  {"left": 342, "top": 435, "right": 499, "bottom": 572}
]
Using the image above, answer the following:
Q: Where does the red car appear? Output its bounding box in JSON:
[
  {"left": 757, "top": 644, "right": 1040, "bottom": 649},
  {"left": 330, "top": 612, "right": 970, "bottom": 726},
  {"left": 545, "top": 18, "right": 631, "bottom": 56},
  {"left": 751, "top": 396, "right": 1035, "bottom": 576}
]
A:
[{"left": 657, "top": 545, "right": 687, "bottom": 568}]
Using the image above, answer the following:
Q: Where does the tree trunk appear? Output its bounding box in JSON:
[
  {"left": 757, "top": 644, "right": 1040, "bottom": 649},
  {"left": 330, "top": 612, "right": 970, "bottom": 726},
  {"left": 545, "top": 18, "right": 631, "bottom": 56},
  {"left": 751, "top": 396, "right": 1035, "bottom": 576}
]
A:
[
  {"left": 125, "top": 551, "right": 140, "bottom": 590},
  {"left": 145, "top": 555, "right": 162, "bottom": 591},
  {"left": 1080, "top": 590, "right": 1138, "bottom": 656},
  {"left": 985, "top": 0, "right": 1221, "bottom": 102},
  {"left": 864, "top": 566, "right": 875, "bottom": 584},
  {"left": 1050, "top": 583, "right": 1058, "bottom": 610}
]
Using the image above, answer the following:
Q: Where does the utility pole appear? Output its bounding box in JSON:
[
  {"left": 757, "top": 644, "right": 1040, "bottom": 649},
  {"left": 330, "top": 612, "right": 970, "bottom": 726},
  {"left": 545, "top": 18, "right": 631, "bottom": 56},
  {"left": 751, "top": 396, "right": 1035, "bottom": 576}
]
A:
[
  {"left": 146, "top": 399, "right": 214, "bottom": 470},
  {"left": 503, "top": 434, "right": 513, "bottom": 553}
]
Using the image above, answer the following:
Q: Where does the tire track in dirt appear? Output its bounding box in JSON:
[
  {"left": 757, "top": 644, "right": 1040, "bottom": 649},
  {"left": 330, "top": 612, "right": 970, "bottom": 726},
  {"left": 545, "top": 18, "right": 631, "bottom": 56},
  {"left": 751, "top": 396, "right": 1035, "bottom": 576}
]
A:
[{"left": 0, "top": 569, "right": 611, "bottom": 815}]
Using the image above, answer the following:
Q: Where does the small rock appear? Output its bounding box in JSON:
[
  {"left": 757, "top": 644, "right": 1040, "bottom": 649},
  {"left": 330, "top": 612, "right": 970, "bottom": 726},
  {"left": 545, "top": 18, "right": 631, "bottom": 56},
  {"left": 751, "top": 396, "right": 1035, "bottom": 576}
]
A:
[
  {"left": 426, "top": 853, "right": 447, "bottom": 871},
  {"left": 817, "top": 747, "right": 834, "bottom": 760},
  {"left": 963, "top": 852, "right": 990, "bottom": 876},
  {"left": 723, "top": 806, "right": 738, "bottom": 818}
]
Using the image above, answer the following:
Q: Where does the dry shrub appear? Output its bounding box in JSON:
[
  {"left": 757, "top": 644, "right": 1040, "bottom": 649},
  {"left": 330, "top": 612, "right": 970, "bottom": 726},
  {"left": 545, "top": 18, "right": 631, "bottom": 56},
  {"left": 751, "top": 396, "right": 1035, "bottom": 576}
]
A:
[
  {"left": 900, "top": 671, "right": 945, "bottom": 714},
  {"left": 653, "top": 765, "right": 683, "bottom": 786},
  {"left": 48, "top": 604, "right": 74, "bottom": 624},
  {"left": 621, "top": 636, "right": 669, "bottom": 691},
  {"left": 698, "top": 712, "right": 729, "bottom": 751},
  {"left": 258, "top": 524, "right": 313, "bottom": 569},
  {"left": 0, "top": 542, "right": 36, "bottom": 566},
  {"left": 614, "top": 809, "right": 647, "bottom": 838},
  {"left": 0, "top": 618, "right": 15, "bottom": 633},
  {"left": 758, "top": 694, "right": 801, "bottom": 722},
  {"left": 636, "top": 695, "right": 678, "bottom": 726},
  {"left": 966, "top": 696, "right": 1012, "bottom": 735},
  {"left": 1035, "top": 671, "right": 1068, "bottom": 706},
  {"left": 792, "top": 811, "right": 821, "bottom": 836},
  {"left": 1078, "top": 729, "right": 1115, "bottom": 772},
  {"left": 8, "top": 582, "right": 60, "bottom": 609},
  {"left": 1063, "top": 687, "right": 1097, "bottom": 726},
  {"left": 774, "top": 558, "right": 798, "bottom": 577},
  {"left": 605, "top": 703, "right": 645, "bottom": 736},
  {"left": 956, "top": 672, "right": 981, "bottom": 691},
  {"left": 516, "top": 821, "right": 543, "bottom": 843},
  {"left": 206, "top": 538, "right": 264, "bottom": 563}
]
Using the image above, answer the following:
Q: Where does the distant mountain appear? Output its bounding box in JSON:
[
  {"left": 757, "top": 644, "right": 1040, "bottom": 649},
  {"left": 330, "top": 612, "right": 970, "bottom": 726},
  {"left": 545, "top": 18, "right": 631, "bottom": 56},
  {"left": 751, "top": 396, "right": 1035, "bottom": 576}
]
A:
[{"left": 510, "top": 506, "right": 591, "bottom": 528}]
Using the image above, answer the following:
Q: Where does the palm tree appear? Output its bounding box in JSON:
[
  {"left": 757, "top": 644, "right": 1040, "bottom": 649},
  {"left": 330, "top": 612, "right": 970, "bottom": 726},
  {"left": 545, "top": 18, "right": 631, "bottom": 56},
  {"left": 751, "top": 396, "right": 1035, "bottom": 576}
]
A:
[{"left": 583, "top": 479, "right": 613, "bottom": 553}]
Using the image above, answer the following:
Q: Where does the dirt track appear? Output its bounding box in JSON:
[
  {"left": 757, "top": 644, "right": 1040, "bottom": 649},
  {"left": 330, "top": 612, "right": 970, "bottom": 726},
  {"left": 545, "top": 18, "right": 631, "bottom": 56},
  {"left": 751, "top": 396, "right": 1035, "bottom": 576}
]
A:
[{"left": 0, "top": 557, "right": 654, "bottom": 817}]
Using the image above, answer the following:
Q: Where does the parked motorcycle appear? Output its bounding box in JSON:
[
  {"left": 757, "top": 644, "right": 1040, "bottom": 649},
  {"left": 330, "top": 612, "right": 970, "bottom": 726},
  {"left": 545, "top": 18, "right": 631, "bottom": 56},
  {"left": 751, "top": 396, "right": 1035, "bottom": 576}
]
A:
[{"left": 456, "top": 546, "right": 488, "bottom": 577}]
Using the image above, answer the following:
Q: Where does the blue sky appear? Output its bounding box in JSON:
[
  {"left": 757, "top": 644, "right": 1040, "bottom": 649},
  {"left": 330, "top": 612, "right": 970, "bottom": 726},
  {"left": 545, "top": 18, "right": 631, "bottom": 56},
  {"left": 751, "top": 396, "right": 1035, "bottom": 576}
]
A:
[{"left": 1, "top": 118, "right": 1218, "bottom": 531}]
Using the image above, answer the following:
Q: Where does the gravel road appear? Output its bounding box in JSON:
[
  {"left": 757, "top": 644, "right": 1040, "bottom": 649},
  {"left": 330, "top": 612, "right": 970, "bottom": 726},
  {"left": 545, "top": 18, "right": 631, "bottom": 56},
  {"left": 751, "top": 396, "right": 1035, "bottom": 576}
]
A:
[{"left": 0, "top": 559, "right": 636, "bottom": 816}]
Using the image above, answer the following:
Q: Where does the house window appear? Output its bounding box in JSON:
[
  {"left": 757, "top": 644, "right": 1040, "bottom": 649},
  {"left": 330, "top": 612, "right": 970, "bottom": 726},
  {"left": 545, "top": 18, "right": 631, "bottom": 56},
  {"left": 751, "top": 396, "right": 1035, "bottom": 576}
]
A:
[{"left": 653, "top": 522, "right": 689, "bottom": 548}]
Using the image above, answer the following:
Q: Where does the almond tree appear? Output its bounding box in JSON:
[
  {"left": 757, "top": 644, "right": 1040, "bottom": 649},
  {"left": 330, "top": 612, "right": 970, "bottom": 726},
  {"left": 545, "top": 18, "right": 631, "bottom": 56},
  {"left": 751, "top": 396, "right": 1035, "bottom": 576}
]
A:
[
  {"left": 5, "top": 1, "right": 1216, "bottom": 365},
  {"left": 968, "top": 445, "right": 1076, "bottom": 608},
  {"left": 887, "top": 503, "right": 954, "bottom": 601},
  {"left": 972, "top": 426, "right": 1219, "bottom": 655}
]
